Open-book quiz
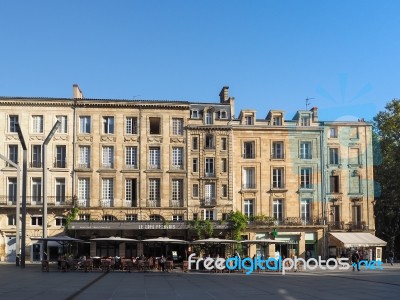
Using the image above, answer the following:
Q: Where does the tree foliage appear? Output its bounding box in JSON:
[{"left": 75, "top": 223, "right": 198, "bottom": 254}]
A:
[
  {"left": 373, "top": 99, "right": 400, "bottom": 252},
  {"left": 228, "top": 211, "right": 248, "bottom": 241}
]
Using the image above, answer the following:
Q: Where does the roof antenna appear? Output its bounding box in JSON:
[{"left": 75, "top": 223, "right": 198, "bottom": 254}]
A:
[{"left": 305, "top": 97, "right": 314, "bottom": 110}]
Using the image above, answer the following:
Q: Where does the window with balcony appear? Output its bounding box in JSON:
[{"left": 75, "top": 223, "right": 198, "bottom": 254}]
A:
[
  {"left": 272, "top": 141, "right": 284, "bottom": 159},
  {"left": 103, "top": 116, "right": 114, "bottom": 134},
  {"left": 221, "top": 158, "right": 227, "bottom": 173},
  {"left": 329, "top": 148, "right": 339, "bottom": 165},
  {"left": 273, "top": 199, "right": 283, "bottom": 223},
  {"left": 79, "top": 116, "right": 91, "bottom": 133},
  {"left": 32, "top": 115, "right": 43, "bottom": 133},
  {"left": 192, "top": 136, "right": 199, "bottom": 150},
  {"left": 272, "top": 168, "right": 284, "bottom": 188},
  {"left": 125, "top": 178, "right": 137, "bottom": 207},
  {"left": 78, "top": 178, "right": 90, "bottom": 207},
  {"left": 300, "top": 142, "right": 312, "bottom": 159},
  {"left": 126, "top": 117, "right": 138, "bottom": 134},
  {"left": 172, "top": 118, "right": 183, "bottom": 135},
  {"left": 8, "top": 178, "right": 17, "bottom": 203},
  {"left": 205, "top": 134, "right": 214, "bottom": 149},
  {"left": 31, "top": 145, "right": 42, "bottom": 168},
  {"left": 243, "top": 141, "right": 255, "bottom": 159},
  {"left": 300, "top": 168, "right": 312, "bottom": 189},
  {"left": 125, "top": 146, "right": 137, "bottom": 169},
  {"left": 244, "top": 199, "right": 254, "bottom": 218},
  {"left": 192, "top": 158, "right": 198, "bottom": 173},
  {"left": 78, "top": 146, "right": 90, "bottom": 168},
  {"left": 148, "top": 147, "right": 160, "bottom": 169},
  {"left": 149, "top": 117, "right": 161, "bottom": 134},
  {"left": 55, "top": 145, "right": 66, "bottom": 168},
  {"left": 301, "top": 199, "right": 311, "bottom": 224},
  {"left": 329, "top": 175, "right": 340, "bottom": 193},
  {"left": 102, "top": 146, "right": 114, "bottom": 168},
  {"left": 172, "top": 147, "right": 183, "bottom": 169},
  {"left": 352, "top": 205, "right": 361, "bottom": 225},
  {"left": 192, "top": 184, "right": 199, "bottom": 198},
  {"left": 55, "top": 178, "right": 66, "bottom": 204},
  {"left": 171, "top": 179, "right": 183, "bottom": 207},
  {"left": 56, "top": 115, "right": 68, "bottom": 133},
  {"left": 205, "top": 158, "right": 214, "bottom": 177},
  {"left": 9, "top": 115, "right": 19, "bottom": 133},
  {"left": 330, "top": 205, "right": 340, "bottom": 223},
  {"left": 148, "top": 179, "right": 160, "bottom": 207},
  {"left": 32, "top": 178, "right": 42, "bottom": 204},
  {"left": 101, "top": 178, "right": 113, "bottom": 207},
  {"left": 221, "top": 137, "right": 227, "bottom": 150},
  {"left": 31, "top": 216, "right": 43, "bottom": 226},
  {"left": 243, "top": 167, "right": 255, "bottom": 189},
  {"left": 8, "top": 145, "right": 18, "bottom": 164},
  {"left": 204, "top": 183, "right": 216, "bottom": 205}
]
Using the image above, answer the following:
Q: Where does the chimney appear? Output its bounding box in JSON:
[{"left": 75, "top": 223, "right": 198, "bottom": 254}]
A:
[
  {"left": 73, "top": 84, "right": 84, "bottom": 99},
  {"left": 219, "top": 86, "right": 229, "bottom": 103},
  {"left": 310, "top": 107, "right": 318, "bottom": 122}
]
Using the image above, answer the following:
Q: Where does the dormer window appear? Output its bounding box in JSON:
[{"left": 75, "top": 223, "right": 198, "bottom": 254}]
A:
[
  {"left": 300, "top": 116, "right": 310, "bottom": 126},
  {"left": 272, "top": 116, "right": 282, "bottom": 126},
  {"left": 220, "top": 110, "right": 227, "bottom": 119},
  {"left": 191, "top": 110, "right": 199, "bottom": 119},
  {"left": 245, "top": 116, "right": 254, "bottom": 125},
  {"left": 205, "top": 111, "right": 213, "bottom": 125}
]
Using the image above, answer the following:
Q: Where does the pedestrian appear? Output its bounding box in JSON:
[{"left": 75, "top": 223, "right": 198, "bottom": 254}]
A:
[
  {"left": 352, "top": 250, "right": 360, "bottom": 271},
  {"left": 388, "top": 251, "right": 394, "bottom": 266},
  {"left": 160, "top": 255, "right": 166, "bottom": 272}
]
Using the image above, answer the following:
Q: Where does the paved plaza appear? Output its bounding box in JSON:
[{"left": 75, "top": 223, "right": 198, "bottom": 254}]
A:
[{"left": 0, "top": 263, "right": 399, "bottom": 300}]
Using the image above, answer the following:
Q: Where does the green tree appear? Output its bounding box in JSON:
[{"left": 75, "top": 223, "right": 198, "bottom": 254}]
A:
[
  {"left": 228, "top": 211, "right": 248, "bottom": 241},
  {"left": 373, "top": 99, "right": 400, "bottom": 253}
]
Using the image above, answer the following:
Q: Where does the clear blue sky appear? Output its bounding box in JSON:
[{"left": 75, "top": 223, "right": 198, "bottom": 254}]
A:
[{"left": 1, "top": 0, "right": 399, "bottom": 121}]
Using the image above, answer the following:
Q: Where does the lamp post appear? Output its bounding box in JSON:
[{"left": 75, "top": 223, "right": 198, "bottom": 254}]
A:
[
  {"left": 15, "top": 124, "right": 27, "bottom": 268},
  {"left": 42, "top": 121, "right": 61, "bottom": 261}
]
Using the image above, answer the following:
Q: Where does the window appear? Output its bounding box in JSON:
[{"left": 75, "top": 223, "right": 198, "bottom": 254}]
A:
[
  {"left": 272, "top": 116, "right": 282, "bottom": 126},
  {"left": 300, "top": 168, "right": 312, "bottom": 189},
  {"left": 149, "top": 147, "right": 160, "bottom": 169},
  {"left": 352, "top": 205, "right": 361, "bottom": 224},
  {"left": 125, "top": 179, "right": 137, "bottom": 207},
  {"left": 32, "top": 145, "right": 42, "bottom": 168},
  {"left": 221, "top": 158, "right": 227, "bottom": 173},
  {"left": 349, "top": 148, "right": 360, "bottom": 165},
  {"left": 102, "top": 146, "right": 114, "bottom": 168},
  {"left": 329, "top": 175, "right": 340, "bottom": 193},
  {"left": 101, "top": 178, "right": 114, "bottom": 207},
  {"left": 192, "top": 158, "right": 198, "bottom": 173},
  {"left": 55, "top": 217, "right": 66, "bottom": 226},
  {"left": 243, "top": 168, "right": 255, "bottom": 189},
  {"left": 171, "top": 179, "right": 183, "bottom": 205},
  {"left": 125, "top": 146, "right": 137, "bottom": 169},
  {"left": 300, "top": 116, "right": 310, "bottom": 126},
  {"left": 32, "top": 115, "right": 43, "bottom": 133},
  {"left": 31, "top": 216, "right": 43, "bottom": 226},
  {"left": 149, "top": 117, "right": 161, "bottom": 134},
  {"left": 220, "top": 110, "right": 227, "bottom": 119},
  {"left": 172, "top": 215, "right": 184, "bottom": 221},
  {"left": 273, "top": 199, "right": 283, "bottom": 223},
  {"left": 8, "top": 178, "right": 17, "bottom": 203},
  {"left": 350, "top": 175, "right": 361, "bottom": 194},
  {"left": 330, "top": 205, "right": 340, "bottom": 223},
  {"left": 32, "top": 178, "right": 42, "bottom": 204},
  {"left": 300, "top": 142, "right": 312, "bottom": 159},
  {"left": 243, "top": 141, "right": 255, "bottom": 159},
  {"left": 245, "top": 116, "right": 253, "bottom": 125},
  {"left": 205, "top": 111, "right": 213, "bottom": 124},
  {"left": 272, "top": 168, "right": 284, "bottom": 188},
  {"left": 192, "top": 137, "right": 199, "bottom": 150},
  {"left": 191, "top": 110, "right": 199, "bottom": 119},
  {"left": 56, "top": 115, "right": 68, "bottom": 133},
  {"left": 329, "top": 127, "right": 337, "bottom": 138},
  {"left": 126, "top": 214, "right": 138, "bottom": 221},
  {"left": 329, "top": 148, "right": 339, "bottom": 165},
  {"left": 126, "top": 117, "right": 138, "bottom": 134},
  {"left": 172, "top": 118, "right": 183, "bottom": 135},
  {"left": 192, "top": 184, "right": 199, "bottom": 197},
  {"left": 78, "top": 178, "right": 90, "bottom": 207},
  {"left": 8, "top": 145, "right": 18, "bottom": 164},
  {"left": 79, "top": 214, "right": 90, "bottom": 221},
  {"left": 221, "top": 137, "right": 227, "bottom": 150},
  {"left": 55, "top": 178, "right": 66, "bottom": 203},
  {"left": 8, "top": 214, "right": 16, "bottom": 226},
  {"left": 301, "top": 199, "right": 311, "bottom": 224},
  {"left": 78, "top": 146, "right": 90, "bottom": 168},
  {"left": 9, "top": 115, "right": 19, "bottom": 133},
  {"left": 103, "top": 116, "right": 114, "bottom": 134},
  {"left": 205, "top": 158, "right": 214, "bottom": 177},
  {"left": 272, "top": 141, "right": 284, "bottom": 159},
  {"left": 55, "top": 145, "right": 66, "bottom": 168},
  {"left": 172, "top": 147, "right": 184, "bottom": 169},
  {"left": 244, "top": 199, "right": 254, "bottom": 218},
  {"left": 103, "top": 215, "right": 116, "bottom": 221},
  {"left": 204, "top": 183, "right": 216, "bottom": 204},
  {"left": 79, "top": 116, "right": 91, "bottom": 133},
  {"left": 205, "top": 134, "right": 214, "bottom": 149},
  {"left": 204, "top": 209, "right": 215, "bottom": 220},
  {"left": 148, "top": 179, "right": 160, "bottom": 202},
  {"left": 150, "top": 215, "right": 162, "bottom": 221},
  {"left": 350, "top": 126, "right": 359, "bottom": 139},
  {"left": 222, "top": 184, "right": 228, "bottom": 197},
  {"left": 193, "top": 213, "right": 199, "bottom": 220}
]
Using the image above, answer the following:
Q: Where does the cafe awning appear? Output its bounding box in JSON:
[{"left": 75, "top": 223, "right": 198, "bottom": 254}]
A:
[{"left": 329, "top": 232, "right": 387, "bottom": 248}]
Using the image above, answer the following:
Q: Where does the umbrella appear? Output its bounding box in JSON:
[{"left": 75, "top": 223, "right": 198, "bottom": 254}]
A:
[
  {"left": 141, "top": 237, "right": 188, "bottom": 244},
  {"left": 90, "top": 236, "right": 138, "bottom": 242},
  {"left": 31, "top": 236, "right": 84, "bottom": 259},
  {"left": 191, "top": 238, "right": 238, "bottom": 244}
]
